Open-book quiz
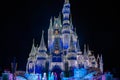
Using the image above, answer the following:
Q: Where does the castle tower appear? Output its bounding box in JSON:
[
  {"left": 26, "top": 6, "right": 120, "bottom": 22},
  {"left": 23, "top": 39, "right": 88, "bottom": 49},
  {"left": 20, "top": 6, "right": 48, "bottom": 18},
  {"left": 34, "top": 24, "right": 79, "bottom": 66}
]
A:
[
  {"left": 67, "top": 36, "right": 78, "bottom": 69},
  {"left": 83, "top": 44, "right": 87, "bottom": 55},
  {"left": 76, "top": 40, "right": 81, "bottom": 53},
  {"left": 68, "top": 36, "right": 76, "bottom": 53},
  {"left": 35, "top": 31, "right": 48, "bottom": 74},
  {"left": 26, "top": 39, "right": 36, "bottom": 73},
  {"left": 48, "top": 17, "right": 54, "bottom": 53},
  {"left": 38, "top": 31, "right": 47, "bottom": 52},
  {"left": 62, "top": 0, "right": 71, "bottom": 50}
]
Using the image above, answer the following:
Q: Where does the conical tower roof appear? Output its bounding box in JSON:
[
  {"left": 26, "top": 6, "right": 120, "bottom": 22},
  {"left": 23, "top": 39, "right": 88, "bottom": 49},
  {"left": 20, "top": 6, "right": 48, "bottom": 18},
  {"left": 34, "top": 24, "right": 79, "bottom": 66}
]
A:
[
  {"left": 29, "top": 39, "right": 36, "bottom": 57},
  {"left": 38, "top": 31, "right": 47, "bottom": 52}
]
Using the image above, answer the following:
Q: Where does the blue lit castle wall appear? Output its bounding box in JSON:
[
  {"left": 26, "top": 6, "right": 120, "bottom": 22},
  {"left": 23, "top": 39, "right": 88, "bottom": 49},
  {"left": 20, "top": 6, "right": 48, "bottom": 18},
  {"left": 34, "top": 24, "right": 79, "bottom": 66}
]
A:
[{"left": 26, "top": 0, "right": 104, "bottom": 78}]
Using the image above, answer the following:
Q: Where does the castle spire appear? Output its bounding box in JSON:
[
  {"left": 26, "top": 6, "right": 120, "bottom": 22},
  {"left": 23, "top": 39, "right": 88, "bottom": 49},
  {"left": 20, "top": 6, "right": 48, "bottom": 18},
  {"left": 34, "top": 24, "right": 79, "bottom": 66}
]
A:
[
  {"left": 58, "top": 13, "right": 62, "bottom": 28},
  {"left": 68, "top": 36, "right": 76, "bottom": 52},
  {"left": 100, "top": 54, "right": 103, "bottom": 63},
  {"left": 76, "top": 39, "right": 81, "bottom": 52},
  {"left": 70, "top": 14, "right": 73, "bottom": 30},
  {"left": 62, "top": 0, "right": 70, "bottom": 27},
  {"left": 29, "top": 39, "right": 36, "bottom": 57},
  {"left": 38, "top": 30, "right": 47, "bottom": 52},
  {"left": 87, "top": 44, "right": 92, "bottom": 55},
  {"left": 84, "top": 44, "right": 87, "bottom": 55},
  {"left": 97, "top": 54, "right": 100, "bottom": 62},
  {"left": 49, "top": 17, "right": 53, "bottom": 30},
  {"left": 74, "top": 27, "right": 77, "bottom": 36},
  {"left": 58, "top": 12, "right": 61, "bottom": 20}
]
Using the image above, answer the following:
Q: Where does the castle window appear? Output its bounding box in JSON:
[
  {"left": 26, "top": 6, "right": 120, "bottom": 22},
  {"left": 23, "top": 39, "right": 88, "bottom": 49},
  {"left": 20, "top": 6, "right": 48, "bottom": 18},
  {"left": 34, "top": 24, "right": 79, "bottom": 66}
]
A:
[
  {"left": 54, "top": 50, "right": 59, "bottom": 54},
  {"left": 55, "top": 30, "right": 59, "bottom": 35}
]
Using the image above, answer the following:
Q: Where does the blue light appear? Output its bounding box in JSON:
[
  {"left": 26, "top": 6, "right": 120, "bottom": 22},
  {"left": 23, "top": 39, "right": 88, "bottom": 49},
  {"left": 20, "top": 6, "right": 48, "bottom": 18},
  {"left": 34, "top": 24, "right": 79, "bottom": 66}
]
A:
[
  {"left": 64, "top": 45, "right": 68, "bottom": 49},
  {"left": 25, "top": 73, "right": 38, "bottom": 80},
  {"left": 35, "top": 65, "right": 43, "bottom": 74},
  {"left": 62, "top": 30, "right": 70, "bottom": 34},
  {"left": 74, "top": 68, "right": 87, "bottom": 78},
  {"left": 84, "top": 72, "right": 96, "bottom": 79},
  {"left": 16, "top": 76, "right": 27, "bottom": 80}
]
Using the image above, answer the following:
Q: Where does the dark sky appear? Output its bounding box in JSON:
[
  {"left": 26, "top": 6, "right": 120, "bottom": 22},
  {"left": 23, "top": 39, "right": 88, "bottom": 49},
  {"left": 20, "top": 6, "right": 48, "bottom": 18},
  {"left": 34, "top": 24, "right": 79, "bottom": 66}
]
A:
[{"left": 0, "top": 0, "right": 120, "bottom": 77}]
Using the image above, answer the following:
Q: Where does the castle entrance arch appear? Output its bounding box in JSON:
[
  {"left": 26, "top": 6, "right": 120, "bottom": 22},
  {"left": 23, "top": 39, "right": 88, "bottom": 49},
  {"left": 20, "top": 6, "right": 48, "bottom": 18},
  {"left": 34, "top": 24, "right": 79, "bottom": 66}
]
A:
[{"left": 52, "top": 65, "right": 62, "bottom": 79}]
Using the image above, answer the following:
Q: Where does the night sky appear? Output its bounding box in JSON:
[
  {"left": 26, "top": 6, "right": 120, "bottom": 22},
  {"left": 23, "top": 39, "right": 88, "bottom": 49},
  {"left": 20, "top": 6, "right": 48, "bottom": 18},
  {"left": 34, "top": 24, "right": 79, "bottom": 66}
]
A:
[{"left": 0, "top": 0, "right": 120, "bottom": 77}]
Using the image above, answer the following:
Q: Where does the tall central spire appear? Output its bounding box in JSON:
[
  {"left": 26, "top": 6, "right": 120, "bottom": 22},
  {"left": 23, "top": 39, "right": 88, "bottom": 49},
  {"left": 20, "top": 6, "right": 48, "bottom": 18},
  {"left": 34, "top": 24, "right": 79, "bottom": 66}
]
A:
[{"left": 62, "top": 0, "right": 70, "bottom": 27}]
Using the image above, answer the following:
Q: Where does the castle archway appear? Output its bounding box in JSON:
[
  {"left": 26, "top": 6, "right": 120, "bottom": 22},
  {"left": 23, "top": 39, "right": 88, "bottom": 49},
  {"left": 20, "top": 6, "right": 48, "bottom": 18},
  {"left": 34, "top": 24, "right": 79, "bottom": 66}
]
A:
[{"left": 52, "top": 65, "right": 62, "bottom": 79}]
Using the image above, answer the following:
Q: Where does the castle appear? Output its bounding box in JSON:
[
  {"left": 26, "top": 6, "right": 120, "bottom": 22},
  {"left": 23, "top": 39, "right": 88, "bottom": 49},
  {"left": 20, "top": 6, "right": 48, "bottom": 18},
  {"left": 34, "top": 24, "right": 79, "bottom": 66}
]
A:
[{"left": 26, "top": 0, "right": 103, "bottom": 75}]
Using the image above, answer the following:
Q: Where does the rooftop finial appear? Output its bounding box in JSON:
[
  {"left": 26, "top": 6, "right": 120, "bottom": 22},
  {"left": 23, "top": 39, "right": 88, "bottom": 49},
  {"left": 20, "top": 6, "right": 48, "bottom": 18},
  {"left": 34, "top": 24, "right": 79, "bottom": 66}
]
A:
[{"left": 65, "top": 0, "right": 69, "bottom": 3}]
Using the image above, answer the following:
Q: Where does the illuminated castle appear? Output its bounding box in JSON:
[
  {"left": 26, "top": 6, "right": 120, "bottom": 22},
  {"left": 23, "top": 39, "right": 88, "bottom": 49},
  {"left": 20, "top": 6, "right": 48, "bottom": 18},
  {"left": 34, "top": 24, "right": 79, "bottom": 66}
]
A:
[{"left": 26, "top": 0, "right": 103, "bottom": 75}]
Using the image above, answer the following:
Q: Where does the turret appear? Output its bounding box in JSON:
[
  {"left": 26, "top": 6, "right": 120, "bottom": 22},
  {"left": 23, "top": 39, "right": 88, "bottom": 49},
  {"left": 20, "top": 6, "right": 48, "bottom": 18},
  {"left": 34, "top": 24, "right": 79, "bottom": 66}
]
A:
[
  {"left": 70, "top": 14, "right": 73, "bottom": 30},
  {"left": 72, "top": 28, "right": 78, "bottom": 45},
  {"left": 53, "top": 17, "right": 60, "bottom": 29},
  {"left": 100, "top": 54, "right": 103, "bottom": 73},
  {"left": 62, "top": 0, "right": 70, "bottom": 27},
  {"left": 35, "top": 31, "right": 48, "bottom": 74},
  {"left": 48, "top": 17, "right": 54, "bottom": 51},
  {"left": 58, "top": 13, "right": 62, "bottom": 28},
  {"left": 29, "top": 39, "right": 36, "bottom": 57},
  {"left": 26, "top": 39, "right": 36, "bottom": 73},
  {"left": 87, "top": 44, "right": 92, "bottom": 56},
  {"left": 76, "top": 39, "right": 81, "bottom": 53}
]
